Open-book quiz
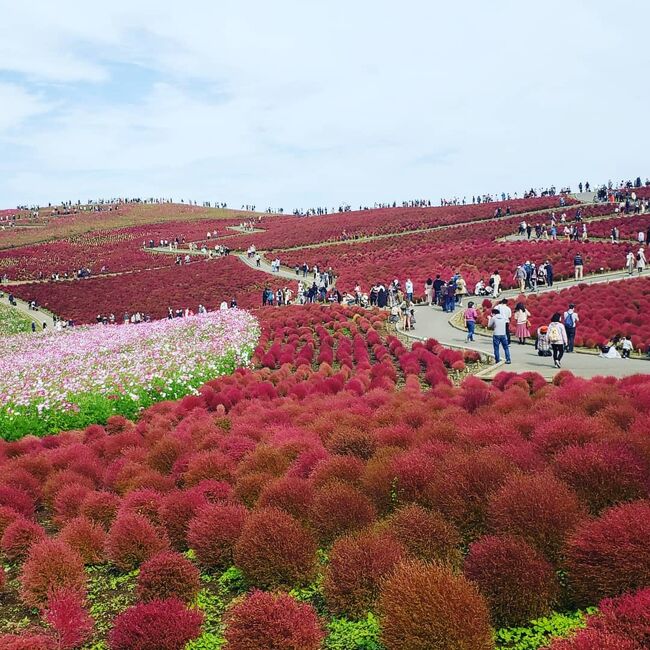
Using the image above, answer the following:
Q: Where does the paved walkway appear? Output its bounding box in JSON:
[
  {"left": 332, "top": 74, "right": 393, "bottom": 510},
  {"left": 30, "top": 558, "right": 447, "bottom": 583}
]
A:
[
  {"left": 0, "top": 290, "right": 56, "bottom": 330},
  {"left": 401, "top": 269, "right": 648, "bottom": 380}
]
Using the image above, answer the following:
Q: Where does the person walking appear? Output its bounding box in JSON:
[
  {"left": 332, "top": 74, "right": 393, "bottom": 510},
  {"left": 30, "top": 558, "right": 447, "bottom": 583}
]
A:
[
  {"left": 491, "top": 270, "right": 501, "bottom": 297},
  {"left": 405, "top": 278, "right": 414, "bottom": 302},
  {"left": 545, "top": 260, "right": 554, "bottom": 287},
  {"left": 433, "top": 275, "right": 444, "bottom": 307},
  {"left": 424, "top": 278, "right": 433, "bottom": 306},
  {"left": 464, "top": 301, "right": 478, "bottom": 342},
  {"left": 548, "top": 313, "right": 568, "bottom": 368},
  {"left": 498, "top": 298, "right": 512, "bottom": 344},
  {"left": 514, "top": 265, "right": 526, "bottom": 292},
  {"left": 488, "top": 307, "right": 511, "bottom": 364},
  {"left": 563, "top": 303, "right": 579, "bottom": 352},
  {"left": 636, "top": 247, "right": 646, "bottom": 274},
  {"left": 514, "top": 302, "right": 531, "bottom": 345},
  {"left": 626, "top": 250, "right": 636, "bottom": 275},
  {"left": 574, "top": 252, "right": 584, "bottom": 280}
]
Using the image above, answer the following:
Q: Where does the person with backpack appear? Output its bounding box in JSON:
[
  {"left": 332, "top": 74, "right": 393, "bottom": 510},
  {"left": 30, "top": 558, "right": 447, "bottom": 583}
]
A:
[
  {"left": 548, "top": 313, "right": 568, "bottom": 368},
  {"left": 563, "top": 303, "right": 579, "bottom": 352},
  {"left": 573, "top": 253, "right": 584, "bottom": 280},
  {"left": 636, "top": 247, "right": 646, "bottom": 274}
]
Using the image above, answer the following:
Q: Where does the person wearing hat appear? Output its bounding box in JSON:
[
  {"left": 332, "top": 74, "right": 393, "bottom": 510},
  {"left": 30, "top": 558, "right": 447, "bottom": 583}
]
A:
[
  {"left": 636, "top": 247, "right": 646, "bottom": 274},
  {"left": 535, "top": 324, "right": 551, "bottom": 357}
]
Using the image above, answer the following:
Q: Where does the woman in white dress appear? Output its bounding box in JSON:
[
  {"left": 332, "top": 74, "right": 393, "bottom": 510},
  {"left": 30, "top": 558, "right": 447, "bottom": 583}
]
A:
[{"left": 637, "top": 247, "right": 646, "bottom": 274}]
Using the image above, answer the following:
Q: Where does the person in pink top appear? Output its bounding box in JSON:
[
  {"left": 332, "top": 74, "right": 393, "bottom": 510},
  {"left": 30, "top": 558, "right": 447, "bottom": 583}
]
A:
[{"left": 464, "top": 301, "right": 478, "bottom": 342}]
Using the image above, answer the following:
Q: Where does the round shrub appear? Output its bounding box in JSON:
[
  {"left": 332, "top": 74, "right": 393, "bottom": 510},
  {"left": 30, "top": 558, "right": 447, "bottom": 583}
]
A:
[
  {"left": 547, "top": 628, "right": 639, "bottom": 649},
  {"left": 44, "top": 588, "right": 94, "bottom": 650},
  {"left": 257, "top": 476, "right": 314, "bottom": 521},
  {"left": 224, "top": 590, "right": 324, "bottom": 650},
  {"left": 159, "top": 489, "right": 206, "bottom": 551},
  {"left": 105, "top": 512, "right": 169, "bottom": 571},
  {"left": 108, "top": 598, "right": 203, "bottom": 650},
  {"left": 0, "top": 485, "right": 35, "bottom": 518},
  {"left": 310, "top": 481, "right": 377, "bottom": 544},
  {"left": 566, "top": 501, "right": 650, "bottom": 605},
  {"left": 118, "top": 488, "right": 165, "bottom": 527},
  {"left": 311, "top": 454, "right": 365, "bottom": 488},
  {"left": 187, "top": 503, "right": 248, "bottom": 569},
  {"left": 20, "top": 539, "right": 86, "bottom": 608},
  {"left": 234, "top": 508, "right": 317, "bottom": 590},
  {"left": 378, "top": 560, "right": 494, "bottom": 650},
  {"left": 463, "top": 534, "right": 559, "bottom": 627},
  {"left": 591, "top": 587, "right": 650, "bottom": 647},
  {"left": 52, "top": 484, "right": 92, "bottom": 526},
  {"left": 0, "top": 505, "right": 20, "bottom": 538},
  {"left": 324, "top": 530, "right": 404, "bottom": 619},
  {"left": 136, "top": 551, "right": 200, "bottom": 604},
  {"left": 79, "top": 491, "right": 121, "bottom": 529},
  {"left": 425, "top": 449, "right": 518, "bottom": 541},
  {"left": 0, "top": 634, "right": 56, "bottom": 650},
  {"left": 1, "top": 517, "right": 46, "bottom": 562},
  {"left": 487, "top": 472, "right": 585, "bottom": 561},
  {"left": 553, "top": 442, "right": 649, "bottom": 514},
  {"left": 58, "top": 516, "right": 106, "bottom": 565},
  {"left": 385, "top": 504, "right": 462, "bottom": 567},
  {"left": 0, "top": 516, "right": 45, "bottom": 562}
]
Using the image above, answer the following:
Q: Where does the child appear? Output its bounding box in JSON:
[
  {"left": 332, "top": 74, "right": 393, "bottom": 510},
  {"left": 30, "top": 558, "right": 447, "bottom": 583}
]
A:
[{"left": 535, "top": 325, "right": 551, "bottom": 357}]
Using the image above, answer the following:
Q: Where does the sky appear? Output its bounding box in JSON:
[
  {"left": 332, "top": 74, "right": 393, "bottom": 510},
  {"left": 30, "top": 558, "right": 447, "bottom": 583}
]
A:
[{"left": 1, "top": 0, "right": 649, "bottom": 210}]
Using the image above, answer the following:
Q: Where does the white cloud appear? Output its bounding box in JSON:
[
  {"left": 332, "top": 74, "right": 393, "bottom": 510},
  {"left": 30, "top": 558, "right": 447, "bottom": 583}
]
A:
[{"left": 0, "top": 0, "right": 649, "bottom": 207}]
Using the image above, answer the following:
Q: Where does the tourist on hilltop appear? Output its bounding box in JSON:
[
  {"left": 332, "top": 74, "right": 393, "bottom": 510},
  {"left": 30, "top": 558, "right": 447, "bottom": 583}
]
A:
[
  {"left": 548, "top": 313, "right": 568, "bottom": 368},
  {"left": 432, "top": 274, "right": 445, "bottom": 306},
  {"left": 563, "top": 303, "right": 579, "bottom": 352},
  {"left": 620, "top": 336, "right": 633, "bottom": 359},
  {"left": 497, "top": 298, "right": 512, "bottom": 344},
  {"left": 463, "top": 301, "right": 478, "bottom": 342},
  {"left": 514, "top": 303, "right": 531, "bottom": 345},
  {"left": 514, "top": 265, "right": 526, "bottom": 293},
  {"left": 573, "top": 252, "right": 584, "bottom": 280},
  {"left": 611, "top": 226, "right": 620, "bottom": 243},
  {"left": 443, "top": 279, "right": 456, "bottom": 313},
  {"left": 544, "top": 260, "right": 554, "bottom": 287},
  {"left": 626, "top": 250, "right": 636, "bottom": 275},
  {"left": 424, "top": 278, "right": 433, "bottom": 306},
  {"left": 636, "top": 247, "right": 646, "bottom": 274},
  {"left": 400, "top": 297, "right": 415, "bottom": 331},
  {"left": 455, "top": 275, "right": 467, "bottom": 305},
  {"left": 490, "top": 270, "right": 501, "bottom": 297},
  {"left": 488, "top": 307, "right": 511, "bottom": 364},
  {"left": 405, "top": 278, "right": 414, "bottom": 302},
  {"left": 377, "top": 283, "right": 388, "bottom": 309}
]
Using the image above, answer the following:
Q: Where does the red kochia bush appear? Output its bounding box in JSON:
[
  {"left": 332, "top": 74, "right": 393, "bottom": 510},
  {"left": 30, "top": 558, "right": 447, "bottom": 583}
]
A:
[
  {"left": 257, "top": 476, "right": 314, "bottom": 521},
  {"left": 234, "top": 508, "right": 317, "bottom": 589},
  {"left": 80, "top": 491, "right": 121, "bottom": 529},
  {"left": 105, "top": 513, "right": 169, "bottom": 571},
  {"left": 0, "top": 505, "right": 20, "bottom": 538},
  {"left": 136, "top": 551, "right": 200, "bottom": 603},
  {"left": 1, "top": 516, "right": 46, "bottom": 562},
  {"left": 0, "top": 634, "right": 56, "bottom": 650},
  {"left": 20, "top": 539, "right": 86, "bottom": 608},
  {"left": 108, "top": 598, "right": 203, "bottom": 650},
  {"left": 310, "top": 481, "right": 377, "bottom": 544},
  {"left": 487, "top": 472, "right": 585, "bottom": 561},
  {"left": 224, "top": 590, "right": 324, "bottom": 650},
  {"left": 566, "top": 501, "right": 650, "bottom": 605},
  {"left": 187, "top": 503, "right": 248, "bottom": 569},
  {"left": 463, "top": 534, "right": 559, "bottom": 627},
  {"left": 378, "top": 560, "right": 494, "bottom": 650},
  {"left": 0, "top": 485, "right": 35, "bottom": 517},
  {"left": 58, "top": 516, "right": 106, "bottom": 565},
  {"left": 385, "top": 504, "right": 462, "bottom": 567},
  {"left": 591, "top": 588, "right": 650, "bottom": 647},
  {"left": 547, "top": 629, "right": 639, "bottom": 649},
  {"left": 324, "top": 530, "right": 404, "bottom": 619},
  {"left": 553, "top": 442, "right": 649, "bottom": 514},
  {"left": 44, "top": 588, "right": 94, "bottom": 649},
  {"left": 159, "top": 489, "right": 207, "bottom": 551}
]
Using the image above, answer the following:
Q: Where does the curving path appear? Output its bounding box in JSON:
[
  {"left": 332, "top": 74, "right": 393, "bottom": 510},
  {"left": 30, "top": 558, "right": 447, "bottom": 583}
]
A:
[
  {"left": 0, "top": 289, "right": 55, "bottom": 329},
  {"left": 401, "top": 269, "right": 648, "bottom": 380}
]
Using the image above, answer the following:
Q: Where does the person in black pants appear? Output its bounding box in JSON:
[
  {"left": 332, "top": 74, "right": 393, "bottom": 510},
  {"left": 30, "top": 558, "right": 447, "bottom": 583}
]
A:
[{"left": 563, "top": 303, "right": 579, "bottom": 352}]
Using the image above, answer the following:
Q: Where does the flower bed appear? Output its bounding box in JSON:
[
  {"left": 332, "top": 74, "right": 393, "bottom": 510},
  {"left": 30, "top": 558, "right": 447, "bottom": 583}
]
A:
[
  {"left": 0, "top": 316, "right": 649, "bottom": 647},
  {"left": 276, "top": 236, "right": 628, "bottom": 297},
  {"left": 11, "top": 257, "right": 286, "bottom": 323},
  {"left": 0, "top": 302, "right": 32, "bottom": 334},
  {"left": 510, "top": 277, "right": 650, "bottom": 351},
  {"left": 586, "top": 213, "right": 650, "bottom": 241},
  {"left": 0, "top": 310, "right": 259, "bottom": 439}
]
